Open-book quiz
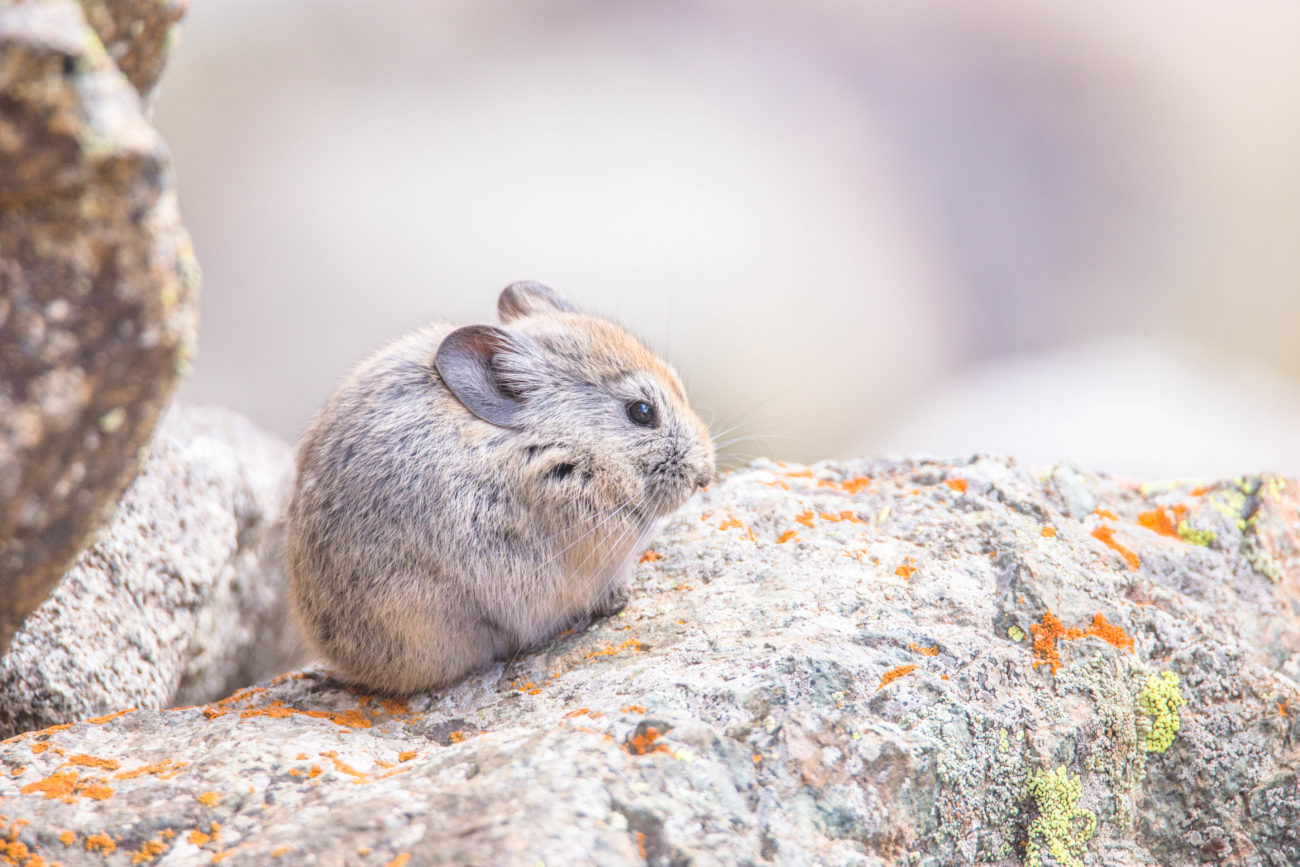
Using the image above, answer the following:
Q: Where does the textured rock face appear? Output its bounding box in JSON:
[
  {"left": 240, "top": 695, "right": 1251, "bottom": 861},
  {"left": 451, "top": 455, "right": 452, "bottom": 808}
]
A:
[
  {"left": 0, "top": 0, "right": 199, "bottom": 654},
  {"left": 0, "top": 405, "right": 303, "bottom": 738},
  {"left": 0, "top": 455, "right": 1297, "bottom": 866}
]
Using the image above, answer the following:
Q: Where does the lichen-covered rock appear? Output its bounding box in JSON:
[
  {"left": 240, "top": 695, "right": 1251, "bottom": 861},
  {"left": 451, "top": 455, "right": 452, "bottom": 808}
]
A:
[
  {"left": 0, "top": 0, "right": 199, "bottom": 655},
  {"left": 0, "top": 405, "right": 303, "bottom": 738},
  {"left": 0, "top": 456, "right": 1297, "bottom": 866}
]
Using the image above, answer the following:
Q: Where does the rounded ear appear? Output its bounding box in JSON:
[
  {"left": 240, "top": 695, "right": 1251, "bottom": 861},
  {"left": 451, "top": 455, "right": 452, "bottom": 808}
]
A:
[
  {"left": 434, "top": 325, "right": 527, "bottom": 428},
  {"left": 498, "top": 281, "right": 577, "bottom": 323}
]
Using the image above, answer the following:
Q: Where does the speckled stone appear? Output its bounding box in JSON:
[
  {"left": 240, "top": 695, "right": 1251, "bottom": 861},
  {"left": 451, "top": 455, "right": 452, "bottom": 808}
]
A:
[
  {"left": 0, "top": 405, "right": 303, "bottom": 738},
  {"left": 0, "top": 0, "right": 198, "bottom": 653},
  {"left": 0, "top": 456, "right": 1296, "bottom": 866}
]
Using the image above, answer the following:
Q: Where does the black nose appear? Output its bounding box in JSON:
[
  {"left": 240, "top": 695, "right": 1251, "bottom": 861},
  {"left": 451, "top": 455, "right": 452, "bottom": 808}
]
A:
[{"left": 694, "top": 473, "right": 712, "bottom": 490}]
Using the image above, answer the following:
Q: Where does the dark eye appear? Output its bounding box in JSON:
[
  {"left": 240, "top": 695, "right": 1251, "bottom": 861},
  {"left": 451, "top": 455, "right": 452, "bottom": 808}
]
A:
[{"left": 626, "top": 400, "right": 657, "bottom": 427}]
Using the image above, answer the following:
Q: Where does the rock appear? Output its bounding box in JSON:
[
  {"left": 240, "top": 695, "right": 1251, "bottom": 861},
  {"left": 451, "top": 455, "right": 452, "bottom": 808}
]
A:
[
  {"left": 0, "top": 0, "right": 199, "bottom": 655},
  {"left": 0, "top": 405, "right": 303, "bottom": 739},
  {"left": 75, "top": 0, "right": 188, "bottom": 106},
  {"left": 0, "top": 455, "right": 1297, "bottom": 866}
]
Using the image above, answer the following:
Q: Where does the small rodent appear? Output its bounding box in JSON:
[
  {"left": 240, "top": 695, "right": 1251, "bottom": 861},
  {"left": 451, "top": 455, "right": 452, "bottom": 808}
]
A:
[{"left": 286, "top": 282, "right": 715, "bottom": 694}]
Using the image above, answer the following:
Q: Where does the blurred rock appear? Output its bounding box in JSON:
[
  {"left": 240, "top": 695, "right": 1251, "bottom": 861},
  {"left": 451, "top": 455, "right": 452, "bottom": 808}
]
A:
[
  {"left": 0, "top": 456, "right": 1294, "bottom": 865},
  {"left": 0, "top": 0, "right": 199, "bottom": 654},
  {"left": 77, "top": 0, "right": 188, "bottom": 105},
  {"left": 0, "top": 405, "right": 303, "bottom": 739}
]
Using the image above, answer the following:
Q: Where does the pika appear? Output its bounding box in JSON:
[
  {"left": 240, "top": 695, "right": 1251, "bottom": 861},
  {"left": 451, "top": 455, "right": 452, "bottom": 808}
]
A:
[{"left": 286, "top": 282, "right": 715, "bottom": 694}]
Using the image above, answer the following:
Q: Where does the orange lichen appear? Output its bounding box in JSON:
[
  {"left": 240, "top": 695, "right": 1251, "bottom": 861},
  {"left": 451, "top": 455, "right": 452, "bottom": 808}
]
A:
[
  {"left": 820, "top": 510, "right": 866, "bottom": 525},
  {"left": 563, "top": 707, "right": 590, "bottom": 718},
  {"left": 621, "top": 705, "right": 647, "bottom": 714},
  {"left": 1091, "top": 524, "right": 1139, "bottom": 570},
  {"left": 81, "top": 783, "right": 113, "bottom": 800},
  {"left": 895, "top": 561, "right": 916, "bottom": 579},
  {"left": 714, "top": 516, "right": 757, "bottom": 542},
  {"left": 397, "top": 751, "right": 418, "bottom": 762},
  {"left": 1093, "top": 508, "right": 1120, "bottom": 520},
  {"left": 584, "top": 638, "right": 643, "bottom": 660},
  {"left": 1030, "top": 611, "right": 1079, "bottom": 675},
  {"left": 840, "top": 476, "right": 871, "bottom": 494},
  {"left": 1279, "top": 700, "right": 1289, "bottom": 717},
  {"left": 237, "top": 701, "right": 372, "bottom": 729},
  {"left": 623, "top": 727, "right": 672, "bottom": 756},
  {"left": 85, "top": 709, "right": 134, "bottom": 725},
  {"left": 878, "top": 664, "right": 917, "bottom": 690},
  {"left": 908, "top": 643, "right": 940, "bottom": 657},
  {"left": 308, "top": 765, "right": 322, "bottom": 779},
  {"left": 84, "top": 834, "right": 115, "bottom": 854},
  {"left": 1190, "top": 485, "right": 1213, "bottom": 497},
  {"left": 131, "top": 839, "right": 167, "bottom": 863},
  {"left": 58, "top": 832, "right": 74, "bottom": 847},
  {"left": 945, "top": 478, "right": 968, "bottom": 493},
  {"left": 1041, "top": 526, "right": 1057, "bottom": 538},
  {"left": 114, "top": 759, "right": 186, "bottom": 780},
  {"left": 639, "top": 550, "right": 662, "bottom": 563},
  {"left": 63, "top": 754, "right": 119, "bottom": 771},
  {"left": 320, "top": 751, "right": 367, "bottom": 779},
  {"left": 1138, "top": 507, "right": 1180, "bottom": 538},
  {"left": 29, "top": 744, "right": 48, "bottom": 755},
  {"left": 760, "top": 479, "right": 790, "bottom": 490},
  {"left": 776, "top": 530, "right": 798, "bottom": 544},
  {"left": 270, "top": 846, "right": 293, "bottom": 858},
  {"left": 385, "top": 854, "right": 411, "bottom": 867},
  {"left": 783, "top": 469, "right": 814, "bottom": 479},
  {"left": 379, "top": 697, "right": 408, "bottom": 715},
  {"left": 448, "top": 731, "right": 466, "bottom": 744},
  {"left": 188, "top": 828, "right": 212, "bottom": 846},
  {"left": 196, "top": 791, "right": 220, "bottom": 807},
  {"left": 511, "top": 678, "right": 544, "bottom": 695},
  {"left": 635, "top": 830, "right": 648, "bottom": 859},
  {"left": 1030, "top": 611, "right": 1134, "bottom": 675},
  {"left": 1085, "top": 612, "right": 1135, "bottom": 652},
  {"left": 794, "top": 510, "right": 816, "bottom": 528},
  {"left": 20, "top": 769, "right": 112, "bottom": 802}
]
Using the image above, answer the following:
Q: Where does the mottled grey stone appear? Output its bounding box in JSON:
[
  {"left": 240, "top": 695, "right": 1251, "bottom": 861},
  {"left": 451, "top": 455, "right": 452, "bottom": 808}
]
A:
[
  {"left": 0, "top": 405, "right": 303, "bottom": 738},
  {"left": 0, "top": 456, "right": 1296, "bottom": 866},
  {"left": 0, "top": 0, "right": 199, "bottom": 654}
]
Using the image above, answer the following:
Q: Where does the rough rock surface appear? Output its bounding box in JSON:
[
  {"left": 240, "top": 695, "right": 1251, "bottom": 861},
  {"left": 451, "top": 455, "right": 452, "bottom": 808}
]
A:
[
  {"left": 0, "top": 455, "right": 1298, "bottom": 866},
  {"left": 0, "top": 0, "right": 199, "bottom": 654},
  {"left": 0, "top": 405, "right": 302, "bottom": 739}
]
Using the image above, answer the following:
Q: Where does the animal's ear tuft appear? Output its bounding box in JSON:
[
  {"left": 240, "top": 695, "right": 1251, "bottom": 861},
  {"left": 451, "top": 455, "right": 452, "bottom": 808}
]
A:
[
  {"left": 435, "top": 325, "right": 528, "bottom": 428},
  {"left": 498, "top": 281, "right": 578, "bottom": 323}
]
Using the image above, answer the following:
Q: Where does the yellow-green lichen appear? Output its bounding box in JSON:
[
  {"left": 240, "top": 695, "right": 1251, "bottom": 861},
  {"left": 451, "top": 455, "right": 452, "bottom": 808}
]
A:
[
  {"left": 1244, "top": 538, "right": 1286, "bottom": 584},
  {"left": 1207, "top": 481, "right": 1252, "bottom": 531},
  {"left": 1025, "top": 766, "right": 1096, "bottom": 867},
  {"left": 1175, "top": 522, "right": 1216, "bottom": 547},
  {"left": 1137, "top": 671, "right": 1186, "bottom": 753},
  {"left": 1008, "top": 625, "right": 1025, "bottom": 642}
]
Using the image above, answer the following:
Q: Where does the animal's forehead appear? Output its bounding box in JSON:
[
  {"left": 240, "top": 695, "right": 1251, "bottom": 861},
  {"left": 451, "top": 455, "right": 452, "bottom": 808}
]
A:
[{"left": 519, "top": 316, "right": 687, "bottom": 401}]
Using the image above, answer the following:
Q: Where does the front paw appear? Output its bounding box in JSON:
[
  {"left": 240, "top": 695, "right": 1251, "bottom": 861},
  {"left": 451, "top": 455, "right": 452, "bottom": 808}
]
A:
[{"left": 591, "top": 582, "right": 630, "bottom": 620}]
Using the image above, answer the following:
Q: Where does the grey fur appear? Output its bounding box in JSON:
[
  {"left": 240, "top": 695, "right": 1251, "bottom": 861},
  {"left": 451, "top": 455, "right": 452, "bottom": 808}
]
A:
[{"left": 286, "top": 285, "right": 715, "bottom": 694}]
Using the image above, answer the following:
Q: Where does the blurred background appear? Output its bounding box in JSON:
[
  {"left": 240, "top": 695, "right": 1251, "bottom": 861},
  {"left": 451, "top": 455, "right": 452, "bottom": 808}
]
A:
[{"left": 158, "top": 0, "right": 1300, "bottom": 480}]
